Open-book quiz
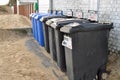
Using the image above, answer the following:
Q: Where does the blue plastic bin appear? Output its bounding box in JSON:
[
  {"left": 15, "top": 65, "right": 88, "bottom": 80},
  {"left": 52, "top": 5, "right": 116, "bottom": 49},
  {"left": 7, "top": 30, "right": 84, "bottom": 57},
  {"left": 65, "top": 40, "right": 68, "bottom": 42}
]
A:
[
  {"left": 34, "top": 13, "right": 50, "bottom": 46},
  {"left": 30, "top": 11, "right": 63, "bottom": 46},
  {"left": 34, "top": 15, "right": 38, "bottom": 41},
  {"left": 31, "top": 13, "right": 39, "bottom": 41}
]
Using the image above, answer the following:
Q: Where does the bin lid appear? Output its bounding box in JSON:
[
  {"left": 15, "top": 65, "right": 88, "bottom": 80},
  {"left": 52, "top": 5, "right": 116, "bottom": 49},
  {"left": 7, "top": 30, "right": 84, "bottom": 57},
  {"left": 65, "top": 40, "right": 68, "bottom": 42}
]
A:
[
  {"left": 50, "top": 18, "right": 90, "bottom": 29},
  {"left": 60, "top": 22, "right": 113, "bottom": 33},
  {"left": 46, "top": 18, "right": 68, "bottom": 26},
  {"left": 30, "top": 13, "right": 34, "bottom": 17},
  {"left": 40, "top": 15, "right": 73, "bottom": 22},
  {"left": 34, "top": 13, "right": 49, "bottom": 20},
  {"left": 30, "top": 13, "right": 36, "bottom": 18}
]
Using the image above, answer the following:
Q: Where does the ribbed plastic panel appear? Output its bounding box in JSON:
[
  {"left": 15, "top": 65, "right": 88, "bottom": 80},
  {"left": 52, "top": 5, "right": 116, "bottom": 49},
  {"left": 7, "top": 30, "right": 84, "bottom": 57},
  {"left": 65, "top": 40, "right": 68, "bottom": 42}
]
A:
[
  {"left": 54, "top": 30, "right": 66, "bottom": 71},
  {"left": 48, "top": 27, "right": 57, "bottom": 61},
  {"left": 42, "top": 23, "right": 50, "bottom": 53}
]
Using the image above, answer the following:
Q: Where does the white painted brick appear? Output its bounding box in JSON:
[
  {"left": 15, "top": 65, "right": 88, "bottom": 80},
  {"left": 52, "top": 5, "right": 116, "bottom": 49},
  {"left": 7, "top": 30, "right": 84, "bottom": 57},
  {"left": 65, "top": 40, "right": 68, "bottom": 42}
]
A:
[{"left": 53, "top": 0, "right": 120, "bottom": 53}]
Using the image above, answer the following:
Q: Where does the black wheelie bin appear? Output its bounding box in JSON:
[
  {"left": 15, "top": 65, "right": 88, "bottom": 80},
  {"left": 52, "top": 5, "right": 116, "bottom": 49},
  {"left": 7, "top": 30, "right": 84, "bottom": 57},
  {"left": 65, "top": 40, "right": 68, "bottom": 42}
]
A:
[
  {"left": 49, "top": 18, "right": 90, "bottom": 71},
  {"left": 40, "top": 15, "right": 73, "bottom": 53},
  {"left": 60, "top": 22, "right": 113, "bottom": 80},
  {"left": 45, "top": 17, "right": 74, "bottom": 61}
]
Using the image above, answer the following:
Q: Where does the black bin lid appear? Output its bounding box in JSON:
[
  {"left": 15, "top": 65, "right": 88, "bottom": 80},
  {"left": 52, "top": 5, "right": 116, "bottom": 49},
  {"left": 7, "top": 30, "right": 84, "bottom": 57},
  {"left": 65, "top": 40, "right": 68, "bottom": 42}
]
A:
[
  {"left": 60, "top": 22, "right": 113, "bottom": 34},
  {"left": 40, "top": 15, "right": 73, "bottom": 22},
  {"left": 50, "top": 19, "right": 90, "bottom": 29}
]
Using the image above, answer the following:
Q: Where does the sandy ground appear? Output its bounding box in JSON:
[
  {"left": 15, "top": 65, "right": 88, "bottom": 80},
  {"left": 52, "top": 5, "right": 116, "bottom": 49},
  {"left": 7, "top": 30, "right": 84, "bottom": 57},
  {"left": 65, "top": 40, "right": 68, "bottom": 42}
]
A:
[
  {"left": 0, "top": 5, "right": 31, "bottom": 29},
  {"left": 0, "top": 29, "right": 68, "bottom": 80},
  {"left": 106, "top": 54, "right": 120, "bottom": 80},
  {"left": 0, "top": 14, "right": 31, "bottom": 29},
  {"left": 0, "top": 6, "right": 12, "bottom": 15},
  {"left": 0, "top": 30, "right": 54, "bottom": 80}
]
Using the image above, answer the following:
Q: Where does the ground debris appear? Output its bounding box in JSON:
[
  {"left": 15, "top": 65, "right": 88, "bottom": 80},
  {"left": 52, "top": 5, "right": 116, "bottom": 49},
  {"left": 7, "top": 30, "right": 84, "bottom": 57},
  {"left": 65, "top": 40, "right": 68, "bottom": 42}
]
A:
[{"left": 0, "top": 14, "right": 31, "bottom": 29}]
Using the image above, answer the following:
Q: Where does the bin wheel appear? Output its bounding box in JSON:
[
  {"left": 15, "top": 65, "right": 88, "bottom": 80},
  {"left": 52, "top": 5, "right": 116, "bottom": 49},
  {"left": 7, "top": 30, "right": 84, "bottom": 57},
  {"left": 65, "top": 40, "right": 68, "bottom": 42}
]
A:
[
  {"left": 97, "top": 65, "right": 106, "bottom": 80},
  {"left": 97, "top": 71, "right": 110, "bottom": 80}
]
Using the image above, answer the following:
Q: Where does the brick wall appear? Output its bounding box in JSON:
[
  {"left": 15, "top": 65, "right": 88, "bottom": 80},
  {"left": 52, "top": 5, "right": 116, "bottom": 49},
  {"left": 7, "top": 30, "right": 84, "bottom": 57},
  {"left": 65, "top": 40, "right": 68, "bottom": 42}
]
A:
[
  {"left": 53, "top": 0, "right": 90, "bottom": 18},
  {"left": 14, "top": 3, "right": 34, "bottom": 18},
  {"left": 14, "top": 4, "right": 17, "bottom": 14},
  {"left": 53, "top": 0, "right": 120, "bottom": 53},
  {"left": 19, "top": 3, "right": 34, "bottom": 18},
  {"left": 99, "top": 0, "right": 120, "bottom": 53}
]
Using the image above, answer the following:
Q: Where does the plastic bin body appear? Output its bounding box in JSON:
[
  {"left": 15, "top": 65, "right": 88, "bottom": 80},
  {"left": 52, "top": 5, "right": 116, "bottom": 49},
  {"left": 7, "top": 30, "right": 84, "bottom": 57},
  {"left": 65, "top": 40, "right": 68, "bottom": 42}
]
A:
[
  {"left": 36, "top": 20, "right": 43, "bottom": 45},
  {"left": 41, "top": 15, "right": 70, "bottom": 53},
  {"left": 46, "top": 17, "right": 75, "bottom": 61},
  {"left": 54, "top": 30, "right": 65, "bottom": 71},
  {"left": 42, "top": 23, "right": 50, "bottom": 52},
  {"left": 61, "top": 23, "right": 113, "bottom": 80},
  {"left": 35, "top": 13, "right": 49, "bottom": 46},
  {"left": 50, "top": 19, "right": 90, "bottom": 71},
  {"left": 46, "top": 18, "right": 67, "bottom": 61},
  {"left": 34, "top": 16, "right": 38, "bottom": 41},
  {"left": 48, "top": 27, "right": 57, "bottom": 61}
]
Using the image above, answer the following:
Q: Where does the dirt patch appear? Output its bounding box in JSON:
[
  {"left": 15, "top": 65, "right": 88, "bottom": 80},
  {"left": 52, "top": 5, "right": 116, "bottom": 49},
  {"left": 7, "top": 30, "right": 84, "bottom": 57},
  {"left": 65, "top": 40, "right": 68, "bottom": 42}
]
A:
[
  {"left": 0, "top": 14, "right": 31, "bottom": 29},
  {"left": 0, "top": 29, "right": 58, "bottom": 80},
  {"left": 0, "top": 12, "right": 62, "bottom": 80},
  {"left": 106, "top": 54, "right": 120, "bottom": 80},
  {"left": 0, "top": 6, "right": 31, "bottom": 29},
  {"left": 0, "top": 29, "right": 27, "bottom": 42},
  {"left": 0, "top": 6, "right": 12, "bottom": 15}
]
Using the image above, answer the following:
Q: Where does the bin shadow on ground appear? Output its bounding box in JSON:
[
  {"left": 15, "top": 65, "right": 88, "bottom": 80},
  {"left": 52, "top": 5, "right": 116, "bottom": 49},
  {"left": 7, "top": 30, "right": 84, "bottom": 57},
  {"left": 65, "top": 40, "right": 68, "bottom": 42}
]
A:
[{"left": 25, "top": 37, "right": 68, "bottom": 80}]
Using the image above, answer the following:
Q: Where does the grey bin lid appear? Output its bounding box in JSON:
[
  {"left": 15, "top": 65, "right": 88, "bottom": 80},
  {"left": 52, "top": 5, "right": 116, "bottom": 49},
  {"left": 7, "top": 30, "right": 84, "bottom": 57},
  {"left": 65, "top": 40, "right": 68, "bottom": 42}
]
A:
[
  {"left": 45, "top": 18, "right": 68, "bottom": 26},
  {"left": 50, "top": 19, "right": 90, "bottom": 29},
  {"left": 40, "top": 15, "right": 72, "bottom": 22},
  {"left": 60, "top": 22, "right": 113, "bottom": 34},
  {"left": 45, "top": 19, "right": 52, "bottom": 26}
]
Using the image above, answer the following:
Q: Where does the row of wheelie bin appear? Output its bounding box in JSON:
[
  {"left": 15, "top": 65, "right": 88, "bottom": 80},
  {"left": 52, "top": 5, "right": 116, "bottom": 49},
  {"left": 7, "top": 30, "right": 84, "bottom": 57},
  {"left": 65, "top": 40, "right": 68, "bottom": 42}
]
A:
[
  {"left": 30, "top": 11, "right": 63, "bottom": 47},
  {"left": 30, "top": 13, "right": 113, "bottom": 80},
  {"left": 30, "top": 13, "right": 49, "bottom": 46}
]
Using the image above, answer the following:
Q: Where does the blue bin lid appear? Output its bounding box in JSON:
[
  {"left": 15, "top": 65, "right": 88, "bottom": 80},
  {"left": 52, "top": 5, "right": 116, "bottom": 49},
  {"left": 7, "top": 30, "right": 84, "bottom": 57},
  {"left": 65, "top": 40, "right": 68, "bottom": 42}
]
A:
[
  {"left": 31, "top": 13, "right": 37, "bottom": 18},
  {"left": 30, "top": 13, "right": 36, "bottom": 17},
  {"left": 29, "top": 13, "right": 33, "bottom": 17},
  {"left": 34, "top": 13, "right": 50, "bottom": 20}
]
